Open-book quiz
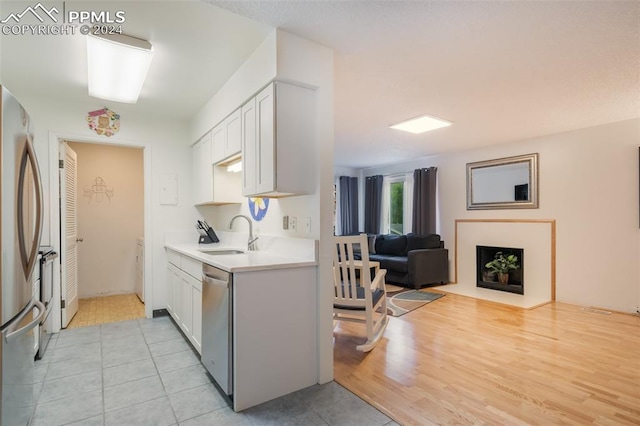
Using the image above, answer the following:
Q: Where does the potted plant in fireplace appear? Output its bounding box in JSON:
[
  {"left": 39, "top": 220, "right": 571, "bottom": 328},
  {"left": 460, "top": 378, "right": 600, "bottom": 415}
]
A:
[{"left": 484, "top": 252, "right": 520, "bottom": 284}]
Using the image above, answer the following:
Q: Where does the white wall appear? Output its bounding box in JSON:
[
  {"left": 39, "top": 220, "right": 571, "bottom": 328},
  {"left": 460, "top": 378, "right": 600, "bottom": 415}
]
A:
[
  {"left": 359, "top": 119, "right": 640, "bottom": 313},
  {"left": 17, "top": 94, "right": 194, "bottom": 327},
  {"left": 190, "top": 31, "right": 277, "bottom": 144},
  {"left": 67, "top": 142, "right": 143, "bottom": 298}
]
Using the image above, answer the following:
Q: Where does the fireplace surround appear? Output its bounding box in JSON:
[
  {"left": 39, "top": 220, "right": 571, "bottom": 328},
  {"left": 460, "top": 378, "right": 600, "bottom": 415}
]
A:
[{"left": 476, "top": 245, "right": 524, "bottom": 295}]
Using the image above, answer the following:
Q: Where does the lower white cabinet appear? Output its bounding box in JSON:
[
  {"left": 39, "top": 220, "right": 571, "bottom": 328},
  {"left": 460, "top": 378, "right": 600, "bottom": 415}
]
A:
[{"left": 166, "top": 249, "right": 202, "bottom": 354}]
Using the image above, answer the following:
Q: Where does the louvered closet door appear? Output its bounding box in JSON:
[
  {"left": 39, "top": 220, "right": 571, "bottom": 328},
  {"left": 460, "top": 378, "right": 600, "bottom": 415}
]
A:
[{"left": 60, "top": 142, "right": 79, "bottom": 327}]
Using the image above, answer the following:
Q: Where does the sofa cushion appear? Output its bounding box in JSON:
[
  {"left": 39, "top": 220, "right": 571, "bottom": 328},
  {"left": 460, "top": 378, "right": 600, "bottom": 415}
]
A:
[
  {"left": 405, "top": 233, "right": 441, "bottom": 254},
  {"left": 375, "top": 234, "right": 407, "bottom": 256},
  {"left": 368, "top": 235, "right": 377, "bottom": 254},
  {"left": 370, "top": 254, "right": 409, "bottom": 273}
]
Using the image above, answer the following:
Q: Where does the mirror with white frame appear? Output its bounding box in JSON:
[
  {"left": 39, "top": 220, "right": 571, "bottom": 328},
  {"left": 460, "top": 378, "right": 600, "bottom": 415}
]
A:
[{"left": 466, "top": 153, "right": 539, "bottom": 210}]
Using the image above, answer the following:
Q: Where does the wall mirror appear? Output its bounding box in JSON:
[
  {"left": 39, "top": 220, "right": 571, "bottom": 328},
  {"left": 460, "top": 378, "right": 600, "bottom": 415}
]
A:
[{"left": 466, "top": 153, "right": 539, "bottom": 210}]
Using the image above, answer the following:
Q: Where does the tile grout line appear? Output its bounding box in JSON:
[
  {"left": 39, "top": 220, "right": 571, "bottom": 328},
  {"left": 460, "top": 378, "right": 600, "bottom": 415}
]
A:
[{"left": 141, "top": 318, "right": 181, "bottom": 425}]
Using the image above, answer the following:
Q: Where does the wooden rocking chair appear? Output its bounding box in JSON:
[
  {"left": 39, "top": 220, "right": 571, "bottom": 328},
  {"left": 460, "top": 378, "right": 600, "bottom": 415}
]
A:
[{"left": 333, "top": 234, "right": 388, "bottom": 352}]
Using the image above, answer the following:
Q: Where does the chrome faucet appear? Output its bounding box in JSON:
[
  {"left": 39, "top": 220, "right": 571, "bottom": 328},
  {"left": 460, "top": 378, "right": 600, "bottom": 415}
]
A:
[{"left": 229, "top": 214, "right": 258, "bottom": 251}]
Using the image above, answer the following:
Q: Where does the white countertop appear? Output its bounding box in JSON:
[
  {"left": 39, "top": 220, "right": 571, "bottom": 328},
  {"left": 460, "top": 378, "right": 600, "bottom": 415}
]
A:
[{"left": 165, "top": 242, "right": 317, "bottom": 273}]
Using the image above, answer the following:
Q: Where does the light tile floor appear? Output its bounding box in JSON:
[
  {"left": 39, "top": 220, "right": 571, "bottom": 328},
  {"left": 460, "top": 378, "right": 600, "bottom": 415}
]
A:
[
  {"left": 67, "top": 294, "right": 145, "bottom": 329},
  {"left": 33, "top": 316, "right": 398, "bottom": 426}
]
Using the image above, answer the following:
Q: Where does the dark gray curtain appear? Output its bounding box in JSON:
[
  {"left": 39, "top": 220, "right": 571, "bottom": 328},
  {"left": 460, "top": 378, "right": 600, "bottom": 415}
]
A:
[
  {"left": 364, "top": 175, "right": 383, "bottom": 234},
  {"left": 412, "top": 167, "right": 437, "bottom": 235},
  {"left": 339, "top": 176, "right": 359, "bottom": 235}
]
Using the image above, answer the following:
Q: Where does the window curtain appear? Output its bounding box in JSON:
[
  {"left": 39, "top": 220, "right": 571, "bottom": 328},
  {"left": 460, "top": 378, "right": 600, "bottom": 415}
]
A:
[
  {"left": 403, "top": 172, "right": 414, "bottom": 233},
  {"left": 412, "top": 167, "right": 437, "bottom": 235},
  {"left": 338, "top": 176, "right": 359, "bottom": 235},
  {"left": 380, "top": 176, "right": 390, "bottom": 234},
  {"left": 364, "top": 175, "right": 383, "bottom": 234}
]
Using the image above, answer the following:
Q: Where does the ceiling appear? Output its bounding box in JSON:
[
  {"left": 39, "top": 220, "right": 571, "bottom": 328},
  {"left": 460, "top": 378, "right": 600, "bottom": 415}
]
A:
[
  {"left": 209, "top": 0, "right": 640, "bottom": 168},
  {"left": 0, "top": 0, "right": 271, "bottom": 124},
  {"left": 1, "top": 1, "right": 638, "bottom": 169}
]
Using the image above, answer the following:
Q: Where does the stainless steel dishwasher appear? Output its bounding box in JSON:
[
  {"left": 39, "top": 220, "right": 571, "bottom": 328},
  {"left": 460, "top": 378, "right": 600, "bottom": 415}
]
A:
[{"left": 201, "top": 264, "right": 233, "bottom": 397}]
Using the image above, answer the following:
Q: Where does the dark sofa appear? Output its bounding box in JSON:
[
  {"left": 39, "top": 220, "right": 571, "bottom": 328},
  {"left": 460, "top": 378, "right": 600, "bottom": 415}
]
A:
[{"left": 368, "top": 233, "right": 449, "bottom": 289}]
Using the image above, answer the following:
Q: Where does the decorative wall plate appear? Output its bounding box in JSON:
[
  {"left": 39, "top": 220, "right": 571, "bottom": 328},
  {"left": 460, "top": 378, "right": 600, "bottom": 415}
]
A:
[{"left": 87, "top": 108, "right": 120, "bottom": 137}]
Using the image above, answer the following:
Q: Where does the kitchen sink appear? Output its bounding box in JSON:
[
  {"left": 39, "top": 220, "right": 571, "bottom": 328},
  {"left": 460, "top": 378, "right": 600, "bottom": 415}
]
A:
[{"left": 199, "top": 249, "right": 244, "bottom": 255}]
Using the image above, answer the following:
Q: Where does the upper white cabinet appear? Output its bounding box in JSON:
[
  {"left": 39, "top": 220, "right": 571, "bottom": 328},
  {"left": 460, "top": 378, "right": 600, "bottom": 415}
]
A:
[
  {"left": 212, "top": 108, "right": 242, "bottom": 165},
  {"left": 242, "top": 82, "right": 315, "bottom": 197},
  {"left": 193, "top": 123, "right": 242, "bottom": 206},
  {"left": 192, "top": 132, "right": 213, "bottom": 205},
  {"left": 241, "top": 98, "right": 257, "bottom": 196}
]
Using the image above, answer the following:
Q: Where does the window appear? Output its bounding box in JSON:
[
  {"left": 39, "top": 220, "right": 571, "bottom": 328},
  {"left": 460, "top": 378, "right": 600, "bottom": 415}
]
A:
[{"left": 389, "top": 180, "right": 404, "bottom": 235}]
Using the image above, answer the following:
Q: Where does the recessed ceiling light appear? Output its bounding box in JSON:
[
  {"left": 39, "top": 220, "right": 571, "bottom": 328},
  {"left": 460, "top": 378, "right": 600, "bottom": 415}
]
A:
[{"left": 390, "top": 114, "right": 452, "bottom": 134}]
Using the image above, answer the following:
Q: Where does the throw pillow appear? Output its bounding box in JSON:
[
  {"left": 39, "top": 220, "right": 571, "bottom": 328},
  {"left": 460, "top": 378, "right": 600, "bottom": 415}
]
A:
[
  {"left": 405, "top": 233, "right": 442, "bottom": 254},
  {"left": 375, "top": 234, "right": 407, "bottom": 256},
  {"left": 368, "top": 235, "right": 377, "bottom": 254}
]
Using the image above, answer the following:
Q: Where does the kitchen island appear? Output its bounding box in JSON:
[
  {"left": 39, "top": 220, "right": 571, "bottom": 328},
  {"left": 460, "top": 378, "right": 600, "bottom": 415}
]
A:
[{"left": 164, "top": 240, "right": 318, "bottom": 412}]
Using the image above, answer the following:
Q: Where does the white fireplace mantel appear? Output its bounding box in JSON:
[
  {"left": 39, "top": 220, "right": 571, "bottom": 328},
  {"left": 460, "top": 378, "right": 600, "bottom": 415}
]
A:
[{"left": 434, "top": 219, "right": 556, "bottom": 309}]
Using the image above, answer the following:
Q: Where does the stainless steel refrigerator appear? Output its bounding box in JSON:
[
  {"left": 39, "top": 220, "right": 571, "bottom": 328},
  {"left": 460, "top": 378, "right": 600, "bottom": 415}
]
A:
[{"left": 1, "top": 86, "right": 46, "bottom": 425}]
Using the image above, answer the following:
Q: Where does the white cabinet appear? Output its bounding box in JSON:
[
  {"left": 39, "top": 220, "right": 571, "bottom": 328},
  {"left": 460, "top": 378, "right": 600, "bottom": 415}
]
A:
[
  {"left": 193, "top": 112, "right": 242, "bottom": 206},
  {"left": 211, "top": 124, "right": 226, "bottom": 165},
  {"left": 212, "top": 109, "right": 242, "bottom": 164},
  {"left": 225, "top": 109, "right": 242, "bottom": 158},
  {"left": 242, "top": 82, "right": 315, "bottom": 197},
  {"left": 241, "top": 98, "right": 257, "bottom": 195},
  {"left": 180, "top": 273, "right": 193, "bottom": 337},
  {"left": 191, "top": 278, "right": 203, "bottom": 352},
  {"left": 165, "top": 249, "right": 202, "bottom": 354},
  {"left": 166, "top": 263, "right": 179, "bottom": 318},
  {"left": 192, "top": 132, "right": 213, "bottom": 205}
]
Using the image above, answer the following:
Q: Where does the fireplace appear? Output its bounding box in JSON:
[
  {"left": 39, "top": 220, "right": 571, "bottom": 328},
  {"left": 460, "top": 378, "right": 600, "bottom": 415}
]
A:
[{"left": 476, "top": 245, "right": 524, "bottom": 295}]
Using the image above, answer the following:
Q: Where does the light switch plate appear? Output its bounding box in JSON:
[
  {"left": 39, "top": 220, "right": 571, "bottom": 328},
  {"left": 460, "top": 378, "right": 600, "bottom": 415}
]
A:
[
  {"left": 283, "top": 216, "right": 289, "bottom": 230},
  {"left": 304, "top": 217, "right": 311, "bottom": 233}
]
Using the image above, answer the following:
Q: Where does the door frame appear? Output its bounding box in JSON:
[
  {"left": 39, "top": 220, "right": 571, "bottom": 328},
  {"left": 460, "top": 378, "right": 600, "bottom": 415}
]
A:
[{"left": 48, "top": 132, "right": 153, "bottom": 332}]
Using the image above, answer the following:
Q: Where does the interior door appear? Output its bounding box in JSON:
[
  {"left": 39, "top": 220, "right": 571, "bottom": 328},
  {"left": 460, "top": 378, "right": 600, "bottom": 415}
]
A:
[{"left": 60, "top": 142, "right": 79, "bottom": 327}]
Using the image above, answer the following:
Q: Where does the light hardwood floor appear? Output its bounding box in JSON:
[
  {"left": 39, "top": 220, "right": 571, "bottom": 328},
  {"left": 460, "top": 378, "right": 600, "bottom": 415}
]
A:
[{"left": 333, "top": 290, "right": 640, "bottom": 425}]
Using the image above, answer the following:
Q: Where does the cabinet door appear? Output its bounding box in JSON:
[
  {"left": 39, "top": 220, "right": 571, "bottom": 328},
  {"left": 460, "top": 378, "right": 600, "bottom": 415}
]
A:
[
  {"left": 191, "top": 278, "right": 203, "bottom": 354},
  {"left": 225, "top": 108, "right": 242, "bottom": 158},
  {"left": 241, "top": 98, "right": 257, "bottom": 196},
  {"left": 180, "top": 273, "right": 193, "bottom": 336},
  {"left": 255, "top": 84, "right": 275, "bottom": 194},
  {"left": 192, "top": 133, "right": 213, "bottom": 204},
  {"left": 211, "top": 123, "right": 226, "bottom": 164},
  {"left": 167, "top": 263, "right": 180, "bottom": 318}
]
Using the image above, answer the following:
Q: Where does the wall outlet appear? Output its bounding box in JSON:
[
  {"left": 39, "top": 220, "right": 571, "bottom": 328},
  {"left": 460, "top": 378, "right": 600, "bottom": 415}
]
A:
[
  {"left": 304, "top": 217, "right": 311, "bottom": 234},
  {"left": 290, "top": 216, "right": 297, "bottom": 231},
  {"left": 283, "top": 215, "right": 289, "bottom": 230}
]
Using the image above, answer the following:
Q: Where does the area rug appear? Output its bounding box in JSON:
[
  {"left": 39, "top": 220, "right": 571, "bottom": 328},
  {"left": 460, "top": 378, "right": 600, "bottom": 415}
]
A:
[{"left": 380, "top": 285, "right": 445, "bottom": 317}]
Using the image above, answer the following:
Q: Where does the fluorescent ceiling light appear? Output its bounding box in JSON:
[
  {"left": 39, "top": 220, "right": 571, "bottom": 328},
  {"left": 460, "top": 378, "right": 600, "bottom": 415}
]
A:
[
  {"left": 87, "top": 33, "right": 154, "bottom": 103},
  {"left": 390, "top": 114, "right": 452, "bottom": 134},
  {"left": 227, "top": 159, "right": 242, "bottom": 173}
]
